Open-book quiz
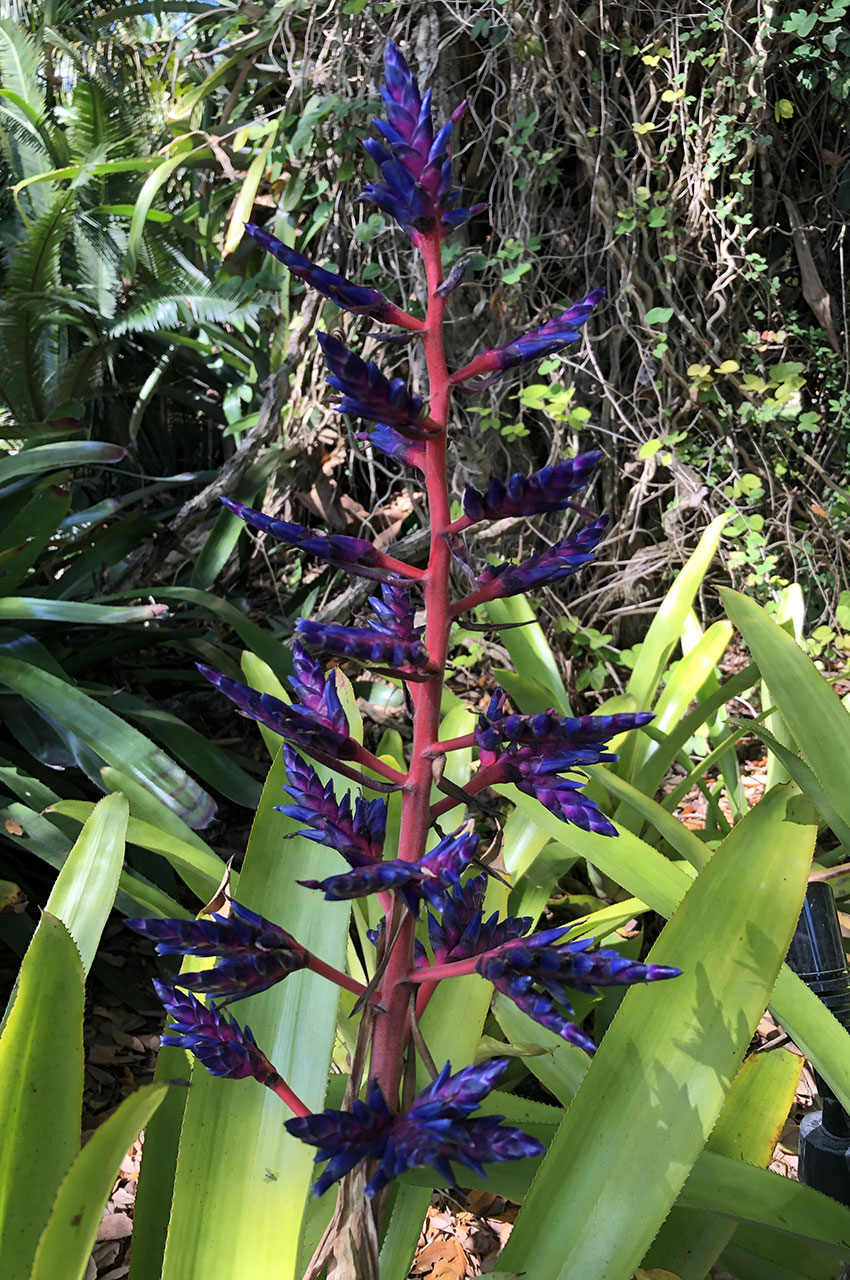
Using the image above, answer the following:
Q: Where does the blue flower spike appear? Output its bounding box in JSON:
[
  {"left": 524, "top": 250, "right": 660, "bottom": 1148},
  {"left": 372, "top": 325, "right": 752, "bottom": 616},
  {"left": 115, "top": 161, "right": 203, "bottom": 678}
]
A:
[
  {"left": 476, "top": 933, "right": 682, "bottom": 1054},
  {"left": 154, "top": 982, "right": 281, "bottom": 1083},
  {"left": 453, "top": 288, "right": 605, "bottom": 385},
  {"left": 127, "top": 901, "right": 310, "bottom": 1004},
  {"left": 461, "top": 450, "right": 603, "bottom": 524},
  {"left": 359, "top": 39, "right": 486, "bottom": 241},
  {"left": 285, "top": 1058, "right": 544, "bottom": 1197},
  {"left": 317, "top": 332, "right": 436, "bottom": 437},
  {"left": 220, "top": 495, "right": 419, "bottom": 584},
  {"left": 299, "top": 824, "right": 479, "bottom": 915},
  {"left": 277, "top": 746, "right": 387, "bottom": 868},
  {"left": 244, "top": 222, "right": 418, "bottom": 328}
]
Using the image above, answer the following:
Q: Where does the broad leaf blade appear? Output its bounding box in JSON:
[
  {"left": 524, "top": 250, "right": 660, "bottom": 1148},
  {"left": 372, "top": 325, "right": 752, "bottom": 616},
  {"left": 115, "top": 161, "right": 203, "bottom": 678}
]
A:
[
  {"left": 45, "top": 791, "right": 128, "bottom": 973},
  {"left": 0, "top": 656, "right": 215, "bottom": 828},
  {"left": 30, "top": 1084, "right": 168, "bottom": 1280},
  {"left": 0, "top": 914, "right": 84, "bottom": 1280},
  {"left": 619, "top": 514, "right": 727, "bottom": 777},
  {"left": 158, "top": 749, "right": 351, "bottom": 1280},
  {"left": 481, "top": 595, "right": 569, "bottom": 711},
  {"left": 645, "top": 1050, "right": 803, "bottom": 1278},
  {"left": 498, "top": 785, "right": 815, "bottom": 1280},
  {"left": 722, "top": 586, "right": 850, "bottom": 843}
]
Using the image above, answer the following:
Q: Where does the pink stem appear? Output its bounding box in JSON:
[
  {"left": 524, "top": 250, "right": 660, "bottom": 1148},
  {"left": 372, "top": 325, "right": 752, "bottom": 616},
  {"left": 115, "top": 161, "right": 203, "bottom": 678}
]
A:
[
  {"left": 383, "top": 303, "right": 427, "bottom": 331},
  {"left": 268, "top": 1074, "right": 311, "bottom": 1117},
  {"left": 308, "top": 954, "right": 372, "bottom": 999},
  {"left": 449, "top": 351, "right": 502, "bottom": 383},
  {"left": 373, "top": 552, "right": 426, "bottom": 580},
  {"left": 429, "top": 733, "right": 476, "bottom": 755},
  {"left": 445, "top": 514, "right": 474, "bottom": 535},
  {"left": 351, "top": 744, "right": 409, "bottom": 785},
  {"left": 429, "top": 764, "right": 502, "bottom": 821},
  {"left": 369, "top": 227, "right": 455, "bottom": 1107},
  {"left": 451, "top": 584, "right": 501, "bottom": 615},
  {"left": 405, "top": 957, "right": 479, "bottom": 983}
]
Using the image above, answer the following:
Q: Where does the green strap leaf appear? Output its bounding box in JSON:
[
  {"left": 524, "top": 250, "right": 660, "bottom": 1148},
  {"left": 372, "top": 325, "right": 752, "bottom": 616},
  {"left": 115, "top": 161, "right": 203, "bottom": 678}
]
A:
[
  {"left": 498, "top": 785, "right": 815, "bottom": 1280},
  {"left": 0, "top": 914, "right": 84, "bottom": 1280},
  {"left": 47, "top": 800, "right": 226, "bottom": 904},
  {"left": 0, "top": 441, "right": 126, "bottom": 485},
  {"left": 619, "top": 513, "right": 728, "bottom": 777},
  {"left": 481, "top": 595, "right": 569, "bottom": 711},
  {"left": 156, "top": 749, "right": 351, "bottom": 1280},
  {"left": 0, "top": 598, "right": 167, "bottom": 625},
  {"left": 30, "top": 1083, "right": 169, "bottom": 1280},
  {"left": 45, "top": 792, "right": 128, "bottom": 973},
  {"left": 645, "top": 1050, "right": 803, "bottom": 1277},
  {"left": 0, "top": 656, "right": 215, "bottom": 829},
  {"left": 722, "top": 586, "right": 850, "bottom": 844}
]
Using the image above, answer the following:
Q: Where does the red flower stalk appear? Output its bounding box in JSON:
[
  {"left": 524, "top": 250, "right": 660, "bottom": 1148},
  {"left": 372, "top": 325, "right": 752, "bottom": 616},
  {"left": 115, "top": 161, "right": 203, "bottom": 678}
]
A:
[{"left": 132, "top": 39, "right": 681, "bottom": 1215}]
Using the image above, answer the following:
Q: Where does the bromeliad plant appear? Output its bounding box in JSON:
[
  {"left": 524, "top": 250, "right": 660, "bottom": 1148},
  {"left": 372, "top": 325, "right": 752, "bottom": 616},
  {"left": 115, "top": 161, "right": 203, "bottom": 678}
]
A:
[{"left": 126, "top": 40, "right": 681, "bottom": 1272}]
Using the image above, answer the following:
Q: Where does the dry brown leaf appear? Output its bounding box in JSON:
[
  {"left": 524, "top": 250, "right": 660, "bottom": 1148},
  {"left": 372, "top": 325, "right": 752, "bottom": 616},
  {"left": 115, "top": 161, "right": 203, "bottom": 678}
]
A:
[
  {"left": 96, "top": 1212, "right": 133, "bottom": 1241},
  {"left": 411, "top": 1237, "right": 468, "bottom": 1279}
]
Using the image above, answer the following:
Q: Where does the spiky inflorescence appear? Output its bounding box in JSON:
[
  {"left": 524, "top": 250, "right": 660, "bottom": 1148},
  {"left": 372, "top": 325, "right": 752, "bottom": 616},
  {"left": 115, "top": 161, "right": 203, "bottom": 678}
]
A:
[
  {"left": 318, "top": 332, "right": 430, "bottom": 436},
  {"left": 277, "top": 746, "right": 386, "bottom": 868},
  {"left": 197, "top": 665, "right": 356, "bottom": 760},
  {"left": 295, "top": 618, "right": 433, "bottom": 674},
  {"left": 471, "top": 515, "right": 609, "bottom": 601},
  {"left": 476, "top": 931, "right": 681, "bottom": 1054},
  {"left": 359, "top": 424, "right": 425, "bottom": 469},
  {"left": 294, "top": 586, "right": 428, "bottom": 674},
  {"left": 154, "top": 982, "right": 281, "bottom": 1083},
  {"left": 128, "top": 901, "right": 310, "bottom": 1003},
  {"left": 299, "top": 825, "right": 479, "bottom": 915},
  {"left": 244, "top": 222, "right": 399, "bottom": 317},
  {"left": 359, "top": 39, "right": 486, "bottom": 239},
  {"left": 289, "top": 642, "right": 350, "bottom": 736},
  {"left": 462, "top": 451, "right": 602, "bottom": 523},
  {"left": 286, "top": 1058, "right": 543, "bottom": 1197},
  {"left": 473, "top": 702, "right": 654, "bottom": 836},
  {"left": 452, "top": 289, "right": 605, "bottom": 384},
  {"left": 219, "top": 496, "right": 416, "bottom": 584},
  {"left": 135, "top": 36, "right": 685, "bottom": 1172},
  {"left": 427, "top": 876, "right": 532, "bottom": 964},
  {"left": 475, "top": 708, "right": 655, "bottom": 755}
]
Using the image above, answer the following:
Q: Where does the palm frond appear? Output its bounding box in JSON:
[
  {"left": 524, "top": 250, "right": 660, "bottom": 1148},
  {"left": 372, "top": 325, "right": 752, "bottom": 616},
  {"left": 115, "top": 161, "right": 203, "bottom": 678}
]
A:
[
  {"left": 110, "top": 285, "right": 261, "bottom": 338},
  {"left": 70, "top": 213, "right": 126, "bottom": 320},
  {"left": 0, "top": 18, "right": 44, "bottom": 113},
  {"left": 5, "top": 188, "right": 71, "bottom": 293},
  {"left": 0, "top": 18, "right": 53, "bottom": 202}
]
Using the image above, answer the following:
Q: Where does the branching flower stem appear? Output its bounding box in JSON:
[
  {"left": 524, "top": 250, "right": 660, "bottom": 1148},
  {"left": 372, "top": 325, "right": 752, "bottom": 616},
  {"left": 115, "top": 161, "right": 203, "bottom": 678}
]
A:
[
  {"left": 307, "top": 954, "right": 372, "bottom": 999},
  {"left": 268, "top": 1074, "right": 312, "bottom": 1118},
  {"left": 368, "top": 228, "right": 453, "bottom": 1106}
]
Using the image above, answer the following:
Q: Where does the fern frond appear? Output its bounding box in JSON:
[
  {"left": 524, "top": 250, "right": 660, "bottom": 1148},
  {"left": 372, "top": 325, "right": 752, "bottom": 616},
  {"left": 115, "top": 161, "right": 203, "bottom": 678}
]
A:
[{"left": 111, "top": 285, "right": 261, "bottom": 338}]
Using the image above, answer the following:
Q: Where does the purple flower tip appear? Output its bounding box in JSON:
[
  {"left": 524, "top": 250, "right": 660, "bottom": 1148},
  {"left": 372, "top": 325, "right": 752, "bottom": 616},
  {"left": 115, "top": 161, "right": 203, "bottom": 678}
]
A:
[
  {"left": 277, "top": 745, "right": 386, "bottom": 868},
  {"left": 454, "top": 288, "right": 604, "bottom": 384},
  {"left": 359, "top": 40, "right": 483, "bottom": 241},
  {"left": 127, "top": 901, "right": 310, "bottom": 1004},
  {"left": 220, "top": 495, "right": 415, "bottom": 585},
  {"left": 295, "top": 617, "right": 433, "bottom": 674},
  {"left": 476, "top": 933, "right": 682, "bottom": 1054},
  {"left": 197, "top": 663, "right": 355, "bottom": 759},
  {"left": 476, "top": 514, "right": 609, "bottom": 598},
  {"left": 286, "top": 1058, "right": 544, "bottom": 1196},
  {"left": 244, "top": 222, "right": 392, "bottom": 317},
  {"left": 153, "top": 982, "right": 279, "bottom": 1084},
  {"left": 462, "top": 451, "right": 602, "bottom": 523},
  {"left": 428, "top": 876, "right": 532, "bottom": 964},
  {"left": 317, "top": 332, "right": 427, "bottom": 433},
  {"left": 299, "top": 824, "right": 479, "bottom": 915}
]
